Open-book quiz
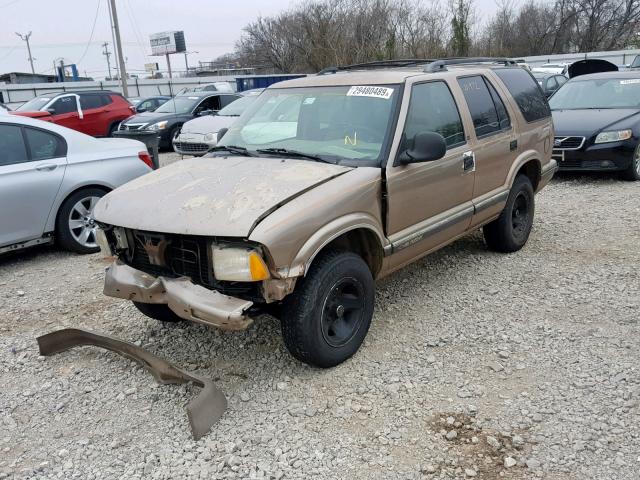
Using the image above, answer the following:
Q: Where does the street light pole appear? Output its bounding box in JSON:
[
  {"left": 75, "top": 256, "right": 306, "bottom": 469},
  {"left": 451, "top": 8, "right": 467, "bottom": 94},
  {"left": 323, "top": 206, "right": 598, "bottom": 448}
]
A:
[
  {"left": 15, "top": 31, "right": 35, "bottom": 74},
  {"left": 108, "top": 0, "right": 129, "bottom": 97},
  {"left": 183, "top": 50, "right": 199, "bottom": 73}
]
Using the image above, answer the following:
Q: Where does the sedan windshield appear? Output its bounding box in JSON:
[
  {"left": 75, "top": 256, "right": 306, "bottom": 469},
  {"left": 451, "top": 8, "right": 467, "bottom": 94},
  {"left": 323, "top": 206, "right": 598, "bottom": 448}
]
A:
[
  {"left": 17, "top": 96, "right": 52, "bottom": 111},
  {"left": 155, "top": 96, "right": 199, "bottom": 114},
  {"left": 218, "top": 85, "right": 399, "bottom": 165},
  {"left": 549, "top": 77, "right": 640, "bottom": 109}
]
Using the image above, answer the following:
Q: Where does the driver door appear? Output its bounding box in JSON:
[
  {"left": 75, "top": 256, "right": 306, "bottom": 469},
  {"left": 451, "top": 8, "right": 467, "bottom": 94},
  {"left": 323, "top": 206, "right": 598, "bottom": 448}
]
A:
[
  {"left": 385, "top": 80, "right": 475, "bottom": 266},
  {"left": 48, "top": 94, "right": 83, "bottom": 132}
]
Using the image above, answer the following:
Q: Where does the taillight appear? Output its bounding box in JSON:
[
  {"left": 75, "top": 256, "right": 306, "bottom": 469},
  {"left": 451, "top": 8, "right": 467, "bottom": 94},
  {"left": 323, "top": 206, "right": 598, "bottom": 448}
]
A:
[{"left": 138, "top": 151, "right": 154, "bottom": 169}]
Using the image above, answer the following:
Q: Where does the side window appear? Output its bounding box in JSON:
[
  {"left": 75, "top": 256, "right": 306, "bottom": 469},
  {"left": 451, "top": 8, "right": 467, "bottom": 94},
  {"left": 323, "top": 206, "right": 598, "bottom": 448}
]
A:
[
  {"left": 51, "top": 96, "right": 78, "bottom": 115},
  {"left": 485, "top": 79, "right": 511, "bottom": 130},
  {"left": 197, "top": 96, "right": 221, "bottom": 112},
  {"left": 220, "top": 95, "right": 239, "bottom": 108},
  {"left": 79, "top": 95, "right": 102, "bottom": 110},
  {"left": 138, "top": 100, "right": 154, "bottom": 111},
  {"left": 546, "top": 77, "right": 558, "bottom": 91},
  {"left": 494, "top": 68, "right": 551, "bottom": 122},
  {"left": 458, "top": 76, "right": 501, "bottom": 137},
  {"left": 0, "top": 125, "right": 29, "bottom": 166},
  {"left": 402, "top": 81, "right": 465, "bottom": 150},
  {"left": 556, "top": 75, "right": 567, "bottom": 87},
  {"left": 24, "top": 128, "right": 66, "bottom": 160},
  {"left": 101, "top": 94, "right": 113, "bottom": 106}
]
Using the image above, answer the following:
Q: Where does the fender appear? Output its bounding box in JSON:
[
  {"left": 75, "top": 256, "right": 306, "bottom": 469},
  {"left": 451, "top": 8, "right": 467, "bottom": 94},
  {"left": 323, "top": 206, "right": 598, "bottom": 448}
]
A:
[{"left": 287, "top": 213, "right": 387, "bottom": 278}]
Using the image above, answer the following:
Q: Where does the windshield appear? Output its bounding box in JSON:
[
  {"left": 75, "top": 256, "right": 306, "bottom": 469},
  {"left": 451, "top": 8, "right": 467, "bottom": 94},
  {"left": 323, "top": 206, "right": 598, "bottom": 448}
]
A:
[
  {"left": 217, "top": 95, "right": 256, "bottom": 117},
  {"left": 549, "top": 77, "right": 640, "bottom": 109},
  {"left": 155, "top": 96, "right": 199, "bottom": 114},
  {"left": 17, "top": 96, "right": 52, "bottom": 111},
  {"left": 218, "top": 85, "right": 399, "bottom": 165}
]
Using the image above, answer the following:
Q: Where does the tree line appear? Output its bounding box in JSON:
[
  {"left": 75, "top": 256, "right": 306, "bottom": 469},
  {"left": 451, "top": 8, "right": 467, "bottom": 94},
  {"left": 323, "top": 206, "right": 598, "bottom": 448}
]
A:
[{"left": 227, "top": 0, "right": 640, "bottom": 73}]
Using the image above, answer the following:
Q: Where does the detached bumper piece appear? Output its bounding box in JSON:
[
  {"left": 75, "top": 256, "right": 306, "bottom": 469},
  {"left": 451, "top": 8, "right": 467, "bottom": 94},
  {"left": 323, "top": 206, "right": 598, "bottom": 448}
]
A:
[
  {"left": 36, "top": 328, "right": 226, "bottom": 440},
  {"left": 104, "top": 260, "right": 254, "bottom": 330}
]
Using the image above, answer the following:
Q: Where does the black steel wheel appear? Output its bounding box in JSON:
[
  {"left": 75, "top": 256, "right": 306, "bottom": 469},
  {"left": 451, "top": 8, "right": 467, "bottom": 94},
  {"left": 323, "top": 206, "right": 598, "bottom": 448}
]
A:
[
  {"left": 281, "top": 250, "right": 374, "bottom": 368},
  {"left": 483, "top": 174, "right": 535, "bottom": 253}
]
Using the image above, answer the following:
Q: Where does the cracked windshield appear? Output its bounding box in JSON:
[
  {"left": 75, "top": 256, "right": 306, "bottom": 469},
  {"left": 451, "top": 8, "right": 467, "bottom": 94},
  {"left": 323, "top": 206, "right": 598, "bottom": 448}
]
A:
[{"left": 218, "top": 85, "right": 399, "bottom": 164}]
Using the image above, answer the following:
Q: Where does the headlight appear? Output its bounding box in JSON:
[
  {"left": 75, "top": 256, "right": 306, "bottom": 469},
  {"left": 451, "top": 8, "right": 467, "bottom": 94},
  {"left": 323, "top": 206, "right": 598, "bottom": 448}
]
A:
[
  {"left": 146, "top": 120, "right": 168, "bottom": 131},
  {"left": 594, "top": 129, "right": 632, "bottom": 144},
  {"left": 211, "top": 246, "right": 270, "bottom": 281},
  {"left": 204, "top": 132, "right": 216, "bottom": 142}
]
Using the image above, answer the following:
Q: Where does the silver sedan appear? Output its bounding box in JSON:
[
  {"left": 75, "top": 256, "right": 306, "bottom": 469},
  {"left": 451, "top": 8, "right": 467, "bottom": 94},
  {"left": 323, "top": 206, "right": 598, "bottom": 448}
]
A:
[{"left": 0, "top": 115, "right": 152, "bottom": 255}]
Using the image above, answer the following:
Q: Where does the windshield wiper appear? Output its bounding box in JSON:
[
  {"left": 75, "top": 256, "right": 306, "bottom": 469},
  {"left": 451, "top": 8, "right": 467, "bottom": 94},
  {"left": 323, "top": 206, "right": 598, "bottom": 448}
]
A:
[
  {"left": 208, "top": 145, "right": 255, "bottom": 156},
  {"left": 256, "top": 148, "right": 334, "bottom": 164}
]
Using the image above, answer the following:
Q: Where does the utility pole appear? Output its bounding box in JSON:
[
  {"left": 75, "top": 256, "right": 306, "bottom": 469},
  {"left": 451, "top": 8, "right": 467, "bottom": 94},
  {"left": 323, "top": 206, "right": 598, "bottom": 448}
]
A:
[
  {"left": 15, "top": 31, "right": 35, "bottom": 74},
  {"left": 108, "top": 0, "right": 129, "bottom": 96},
  {"left": 166, "top": 53, "right": 172, "bottom": 78},
  {"left": 102, "top": 43, "right": 112, "bottom": 80},
  {"left": 102, "top": 42, "right": 112, "bottom": 80},
  {"left": 106, "top": 0, "right": 120, "bottom": 81}
]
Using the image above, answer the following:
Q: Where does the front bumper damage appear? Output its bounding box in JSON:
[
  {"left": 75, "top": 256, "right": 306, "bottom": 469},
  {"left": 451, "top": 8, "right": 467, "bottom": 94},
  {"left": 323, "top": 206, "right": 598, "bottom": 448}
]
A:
[
  {"left": 37, "top": 328, "right": 226, "bottom": 440},
  {"left": 104, "top": 260, "right": 254, "bottom": 330}
]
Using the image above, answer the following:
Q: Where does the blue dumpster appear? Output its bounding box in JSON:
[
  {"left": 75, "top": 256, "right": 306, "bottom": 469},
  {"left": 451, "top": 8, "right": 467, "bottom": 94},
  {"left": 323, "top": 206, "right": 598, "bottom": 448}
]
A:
[{"left": 235, "top": 75, "right": 306, "bottom": 92}]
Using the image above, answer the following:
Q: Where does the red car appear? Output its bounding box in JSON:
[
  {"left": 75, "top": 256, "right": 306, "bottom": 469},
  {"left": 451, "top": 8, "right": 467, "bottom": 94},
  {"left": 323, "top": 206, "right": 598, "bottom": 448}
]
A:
[{"left": 11, "top": 90, "right": 135, "bottom": 137}]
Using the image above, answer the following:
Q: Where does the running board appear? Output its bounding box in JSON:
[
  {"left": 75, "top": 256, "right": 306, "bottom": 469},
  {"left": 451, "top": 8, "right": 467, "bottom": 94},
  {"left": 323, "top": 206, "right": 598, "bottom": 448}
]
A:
[{"left": 36, "top": 328, "right": 226, "bottom": 440}]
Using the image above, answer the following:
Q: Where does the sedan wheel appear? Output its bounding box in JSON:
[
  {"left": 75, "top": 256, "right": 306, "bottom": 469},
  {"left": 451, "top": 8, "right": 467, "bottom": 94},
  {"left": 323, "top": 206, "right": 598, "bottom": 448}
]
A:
[
  {"left": 622, "top": 146, "right": 640, "bottom": 181},
  {"left": 56, "top": 188, "right": 107, "bottom": 254}
]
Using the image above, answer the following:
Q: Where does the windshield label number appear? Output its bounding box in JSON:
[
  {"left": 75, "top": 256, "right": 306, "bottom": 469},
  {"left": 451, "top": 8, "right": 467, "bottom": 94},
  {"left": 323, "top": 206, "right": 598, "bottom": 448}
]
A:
[
  {"left": 347, "top": 86, "right": 394, "bottom": 99},
  {"left": 620, "top": 79, "right": 640, "bottom": 85}
]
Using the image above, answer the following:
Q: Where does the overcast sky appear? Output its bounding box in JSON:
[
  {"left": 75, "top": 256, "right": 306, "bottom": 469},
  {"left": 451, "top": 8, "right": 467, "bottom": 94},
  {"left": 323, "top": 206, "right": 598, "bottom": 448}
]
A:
[{"left": 0, "top": 0, "right": 502, "bottom": 80}]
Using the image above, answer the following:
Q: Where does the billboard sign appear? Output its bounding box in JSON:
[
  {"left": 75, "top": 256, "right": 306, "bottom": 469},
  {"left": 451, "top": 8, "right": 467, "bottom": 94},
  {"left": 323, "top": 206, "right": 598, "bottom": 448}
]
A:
[
  {"left": 144, "top": 62, "right": 159, "bottom": 72},
  {"left": 150, "top": 31, "right": 186, "bottom": 55}
]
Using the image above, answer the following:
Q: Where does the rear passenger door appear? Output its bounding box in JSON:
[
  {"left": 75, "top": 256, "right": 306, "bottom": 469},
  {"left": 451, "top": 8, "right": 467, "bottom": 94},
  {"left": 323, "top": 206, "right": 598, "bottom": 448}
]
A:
[
  {"left": 0, "top": 124, "right": 67, "bottom": 246},
  {"left": 385, "top": 80, "right": 475, "bottom": 260},
  {"left": 456, "top": 75, "right": 517, "bottom": 209}
]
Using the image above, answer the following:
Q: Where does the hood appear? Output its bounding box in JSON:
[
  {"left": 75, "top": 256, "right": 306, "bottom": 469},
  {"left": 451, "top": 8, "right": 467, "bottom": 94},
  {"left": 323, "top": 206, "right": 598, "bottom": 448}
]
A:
[
  {"left": 94, "top": 156, "right": 353, "bottom": 237},
  {"left": 10, "top": 111, "right": 51, "bottom": 119},
  {"left": 122, "top": 111, "right": 182, "bottom": 126},
  {"left": 552, "top": 109, "right": 640, "bottom": 137},
  {"left": 181, "top": 115, "right": 235, "bottom": 134}
]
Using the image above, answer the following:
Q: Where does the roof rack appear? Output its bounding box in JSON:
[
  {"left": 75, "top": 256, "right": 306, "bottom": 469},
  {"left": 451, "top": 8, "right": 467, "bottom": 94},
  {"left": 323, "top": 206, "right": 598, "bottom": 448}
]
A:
[
  {"left": 317, "top": 57, "right": 518, "bottom": 75},
  {"left": 423, "top": 57, "right": 517, "bottom": 72},
  {"left": 317, "top": 59, "right": 437, "bottom": 75}
]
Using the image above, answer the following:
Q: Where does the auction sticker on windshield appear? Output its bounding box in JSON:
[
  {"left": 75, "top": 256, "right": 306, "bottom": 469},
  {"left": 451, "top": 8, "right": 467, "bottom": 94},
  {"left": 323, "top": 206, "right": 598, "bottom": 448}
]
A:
[
  {"left": 620, "top": 79, "right": 640, "bottom": 85},
  {"left": 347, "top": 86, "right": 394, "bottom": 99}
]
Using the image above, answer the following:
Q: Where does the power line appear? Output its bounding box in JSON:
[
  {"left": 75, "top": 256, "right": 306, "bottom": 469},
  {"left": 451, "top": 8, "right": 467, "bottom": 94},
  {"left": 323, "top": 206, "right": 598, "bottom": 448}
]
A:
[{"left": 76, "top": 0, "right": 102, "bottom": 65}]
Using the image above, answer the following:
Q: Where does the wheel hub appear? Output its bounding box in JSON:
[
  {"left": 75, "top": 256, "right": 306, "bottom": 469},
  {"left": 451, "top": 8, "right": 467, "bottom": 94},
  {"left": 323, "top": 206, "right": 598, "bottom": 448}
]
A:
[{"left": 320, "top": 277, "right": 365, "bottom": 348}]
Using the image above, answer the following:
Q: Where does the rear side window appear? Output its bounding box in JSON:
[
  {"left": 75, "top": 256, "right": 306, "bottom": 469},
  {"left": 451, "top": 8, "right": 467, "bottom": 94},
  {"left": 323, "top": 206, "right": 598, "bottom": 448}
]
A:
[
  {"left": 24, "top": 127, "right": 66, "bottom": 160},
  {"left": 458, "top": 76, "right": 501, "bottom": 137},
  {"left": 494, "top": 68, "right": 551, "bottom": 122},
  {"left": 0, "top": 125, "right": 28, "bottom": 166},
  {"left": 556, "top": 76, "right": 567, "bottom": 87},
  {"left": 80, "top": 95, "right": 103, "bottom": 110},
  {"left": 486, "top": 79, "right": 511, "bottom": 130},
  {"left": 101, "top": 94, "right": 113, "bottom": 106},
  {"left": 220, "top": 95, "right": 239, "bottom": 108},
  {"left": 403, "top": 81, "right": 465, "bottom": 149}
]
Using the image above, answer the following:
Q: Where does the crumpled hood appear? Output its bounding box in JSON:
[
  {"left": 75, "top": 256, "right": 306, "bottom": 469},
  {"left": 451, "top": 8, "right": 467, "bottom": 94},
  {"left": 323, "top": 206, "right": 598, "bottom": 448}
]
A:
[
  {"left": 94, "top": 156, "right": 353, "bottom": 237},
  {"left": 181, "top": 115, "right": 235, "bottom": 134}
]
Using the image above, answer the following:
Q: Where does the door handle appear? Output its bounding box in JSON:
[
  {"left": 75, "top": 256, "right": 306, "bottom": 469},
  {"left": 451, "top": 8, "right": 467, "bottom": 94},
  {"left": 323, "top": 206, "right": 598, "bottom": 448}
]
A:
[
  {"left": 462, "top": 151, "right": 475, "bottom": 172},
  {"left": 35, "top": 164, "right": 57, "bottom": 172}
]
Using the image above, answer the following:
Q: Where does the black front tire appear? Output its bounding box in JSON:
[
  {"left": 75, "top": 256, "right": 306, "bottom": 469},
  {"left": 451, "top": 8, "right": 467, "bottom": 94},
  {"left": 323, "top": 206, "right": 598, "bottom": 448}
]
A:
[
  {"left": 133, "top": 302, "right": 183, "bottom": 323},
  {"left": 281, "top": 250, "right": 374, "bottom": 368},
  {"left": 483, "top": 175, "right": 535, "bottom": 253},
  {"left": 621, "top": 149, "right": 640, "bottom": 181}
]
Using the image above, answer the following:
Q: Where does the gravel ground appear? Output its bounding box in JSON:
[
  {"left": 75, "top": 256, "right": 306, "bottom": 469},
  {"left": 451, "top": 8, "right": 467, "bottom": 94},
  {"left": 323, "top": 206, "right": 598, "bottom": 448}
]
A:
[{"left": 1, "top": 158, "right": 639, "bottom": 479}]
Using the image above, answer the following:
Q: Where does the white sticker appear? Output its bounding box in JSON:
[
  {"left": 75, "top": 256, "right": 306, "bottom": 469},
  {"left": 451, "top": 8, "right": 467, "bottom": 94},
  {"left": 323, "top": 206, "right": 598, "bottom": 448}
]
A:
[
  {"left": 303, "top": 97, "right": 316, "bottom": 105},
  {"left": 188, "top": 96, "right": 199, "bottom": 99},
  {"left": 620, "top": 79, "right": 640, "bottom": 85},
  {"left": 346, "top": 86, "right": 394, "bottom": 99}
]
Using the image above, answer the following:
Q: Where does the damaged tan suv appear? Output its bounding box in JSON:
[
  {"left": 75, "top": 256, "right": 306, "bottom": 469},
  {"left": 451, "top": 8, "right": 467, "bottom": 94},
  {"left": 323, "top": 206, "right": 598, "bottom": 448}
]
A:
[{"left": 94, "top": 58, "right": 557, "bottom": 368}]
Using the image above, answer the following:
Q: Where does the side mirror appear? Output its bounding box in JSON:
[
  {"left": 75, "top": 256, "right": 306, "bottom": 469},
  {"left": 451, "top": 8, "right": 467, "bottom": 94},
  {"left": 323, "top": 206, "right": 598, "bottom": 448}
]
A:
[
  {"left": 136, "top": 106, "right": 147, "bottom": 113},
  {"left": 398, "top": 132, "right": 447, "bottom": 164},
  {"left": 198, "top": 109, "right": 216, "bottom": 117},
  {"left": 45, "top": 108, "right": 56, "bottom": 115},
  {"left": 217, "top": 128, "right": 228, "bottom": 143}
]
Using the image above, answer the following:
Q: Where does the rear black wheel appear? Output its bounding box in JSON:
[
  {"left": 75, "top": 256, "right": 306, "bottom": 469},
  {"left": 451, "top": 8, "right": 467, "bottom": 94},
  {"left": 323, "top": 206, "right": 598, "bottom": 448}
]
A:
[
  {"left": 133, "top": 302, "right": 183, "bottom": 323},
  {"left": 483, "top": 174, "right": 535, "bottom": 253},
  {"left": 281, "top": 250, "right": 374, "bottom": 368}
]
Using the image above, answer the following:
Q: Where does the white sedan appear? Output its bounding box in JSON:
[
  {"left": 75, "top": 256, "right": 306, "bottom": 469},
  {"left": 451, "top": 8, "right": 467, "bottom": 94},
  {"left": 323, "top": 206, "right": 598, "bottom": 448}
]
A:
[{"left": 0, "top": 115, "right": 152, "bottom": 255}]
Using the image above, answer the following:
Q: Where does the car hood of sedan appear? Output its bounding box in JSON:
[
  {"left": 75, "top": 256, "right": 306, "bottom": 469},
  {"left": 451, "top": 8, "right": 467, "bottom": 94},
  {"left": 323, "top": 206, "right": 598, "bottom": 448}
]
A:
[
  {"left": 552, "top": 108, "right": 640, "bottom": 136},
  {"left": 122, "top": 111, "right": 181, "bottom": 126},
  {"left": 180, "top": 115, "right": 235, "bottom": 135},
  {"left": 94, "top": 156, "right": 353, "bottom": 237}
]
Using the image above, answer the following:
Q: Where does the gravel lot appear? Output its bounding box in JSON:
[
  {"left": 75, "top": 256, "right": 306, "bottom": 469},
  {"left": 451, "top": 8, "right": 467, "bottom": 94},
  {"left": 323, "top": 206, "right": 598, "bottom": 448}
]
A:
[{"left": 1, "top": 156, "right": 639, "bottom": 480}]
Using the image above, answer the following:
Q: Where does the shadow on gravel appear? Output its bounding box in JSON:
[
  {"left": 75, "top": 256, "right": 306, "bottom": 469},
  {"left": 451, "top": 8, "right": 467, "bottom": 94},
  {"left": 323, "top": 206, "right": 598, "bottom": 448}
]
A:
[{"left": 0, "top": 244, "right": 76, "bottom": 268}]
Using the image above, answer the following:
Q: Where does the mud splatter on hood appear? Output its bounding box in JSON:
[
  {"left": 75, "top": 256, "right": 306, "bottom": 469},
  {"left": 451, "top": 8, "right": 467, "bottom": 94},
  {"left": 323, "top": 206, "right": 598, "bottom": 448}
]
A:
[{"left": 94, "top": 156, "right": 353, "bottom": 237}]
